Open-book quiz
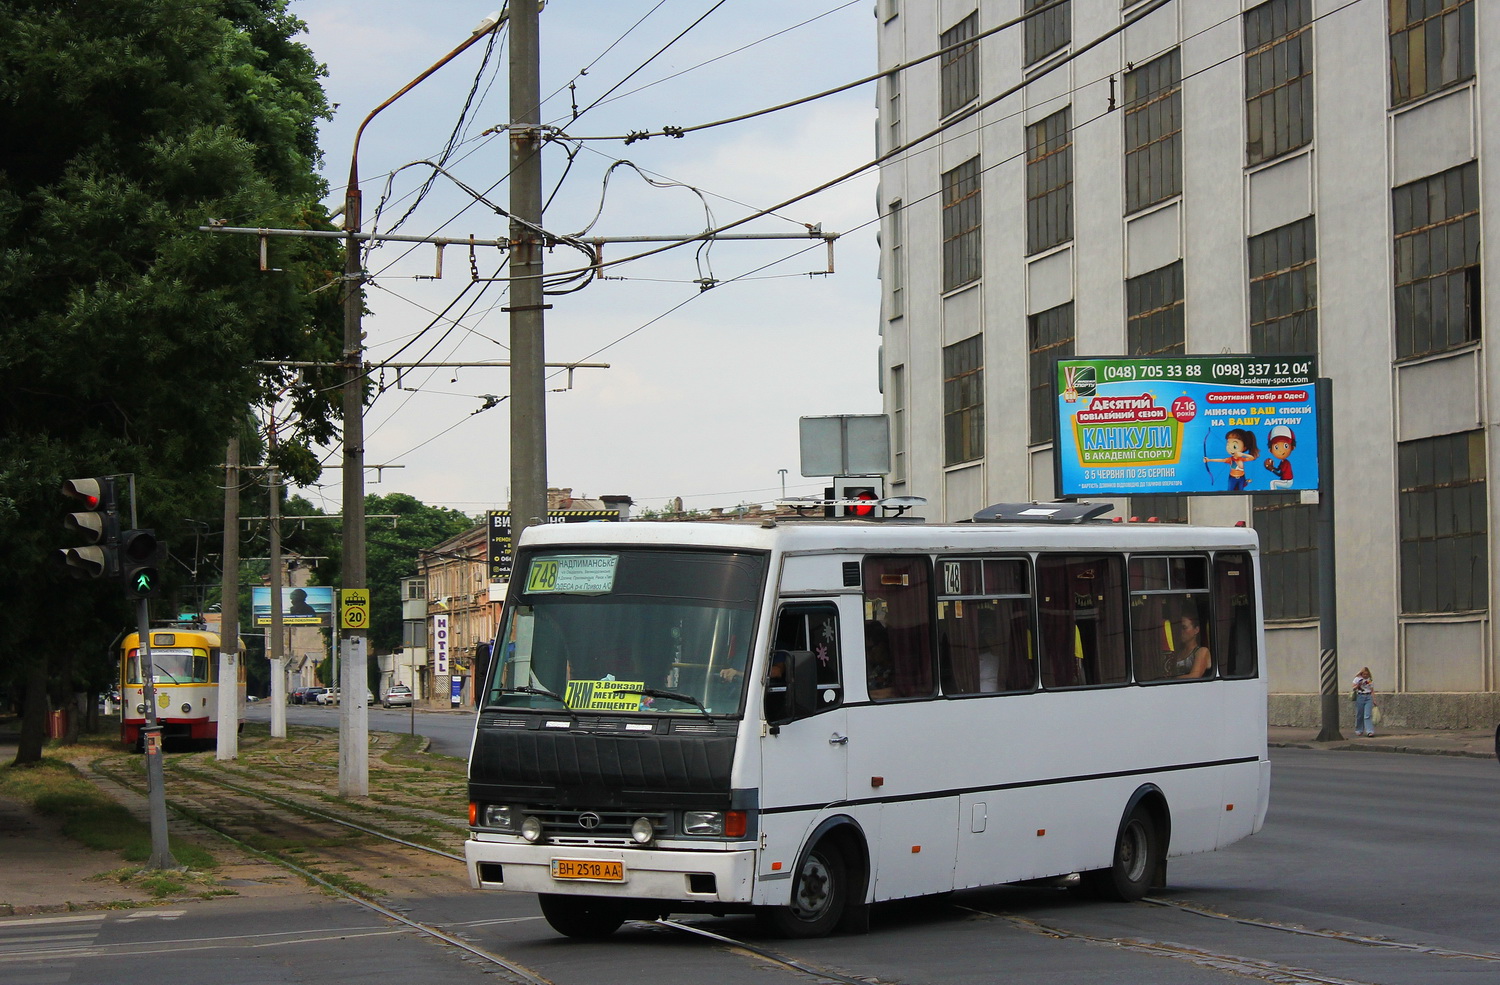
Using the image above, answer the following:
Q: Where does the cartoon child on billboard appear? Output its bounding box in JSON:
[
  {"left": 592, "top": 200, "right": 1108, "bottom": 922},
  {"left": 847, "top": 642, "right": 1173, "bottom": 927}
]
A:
[
  {"left": 1263, "top": 425, "right": 1296, "bottom": 490},
  {"left": 1204, "top": 428, "right": 1259, "bottom": 491}
]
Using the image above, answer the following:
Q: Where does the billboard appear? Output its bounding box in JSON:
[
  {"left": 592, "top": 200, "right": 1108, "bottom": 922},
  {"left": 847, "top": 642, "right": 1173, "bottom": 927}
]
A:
[
  {"left": 251, "top": 585, "right": 335, "bottom": 627},
  {"left": 487, "top": 509, "right": 620, "bottom": 582},
  {"left": 1054, "top": 355, "right": 1319, "bottom": 498}
]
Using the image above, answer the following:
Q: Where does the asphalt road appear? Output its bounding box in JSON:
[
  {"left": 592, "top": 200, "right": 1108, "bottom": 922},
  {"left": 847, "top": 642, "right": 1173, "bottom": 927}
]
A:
[
  {"left": 15, "top": 728, "right": 1490, "bottom": 985},
  {"left": 243, "top": 699, "right": 478, "bottom": 756}
]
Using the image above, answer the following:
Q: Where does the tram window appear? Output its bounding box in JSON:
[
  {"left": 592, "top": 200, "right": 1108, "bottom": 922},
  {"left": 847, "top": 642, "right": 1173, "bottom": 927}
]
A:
[
  {"left": 862, "top": 555, "right": 935, "bottom": 700},
  {"left": 1036, "top": 555, "right": 1129, "bottom": 688},
  {"left": 937, "top": 557, "right": 1035, "bottom": 694},
  {"left": 1214, "top": 552, "right": 1258, "bottom": 678}
]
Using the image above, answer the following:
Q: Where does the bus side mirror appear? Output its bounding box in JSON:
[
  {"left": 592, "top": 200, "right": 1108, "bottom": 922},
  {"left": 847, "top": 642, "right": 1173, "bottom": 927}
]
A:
[{"left": 784, "top": 649, "right": 818, "bottom": 720}]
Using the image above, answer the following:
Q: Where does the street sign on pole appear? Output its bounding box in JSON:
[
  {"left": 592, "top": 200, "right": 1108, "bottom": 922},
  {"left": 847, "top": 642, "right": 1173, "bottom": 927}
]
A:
[{"left": 340, "top": 588, "right": 370, "bottom": 631}]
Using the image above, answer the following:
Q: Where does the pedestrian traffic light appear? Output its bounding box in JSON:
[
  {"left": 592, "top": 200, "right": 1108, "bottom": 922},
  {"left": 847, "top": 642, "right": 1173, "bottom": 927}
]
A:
[
  {"left": 120, "top": 528, "right": 161, "bottom": 599},
  {"left": 59, "top": 477, "right": 119, "bottom": 579}
]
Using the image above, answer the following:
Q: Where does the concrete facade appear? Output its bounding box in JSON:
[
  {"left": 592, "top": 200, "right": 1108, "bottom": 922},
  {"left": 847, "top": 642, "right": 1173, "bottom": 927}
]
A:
[{"left": 875, "top": 0, "right": 1496, "bottom": 725}]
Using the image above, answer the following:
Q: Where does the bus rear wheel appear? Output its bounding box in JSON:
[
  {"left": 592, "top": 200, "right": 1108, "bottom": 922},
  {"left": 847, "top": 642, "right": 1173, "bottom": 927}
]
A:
[
  {"left": 538, "top": 894, "right": 625, "bottom": 939},
  {"left": 758, "top": 841, "right": 847, "bottom": 938},
  {"left": 1083, "top": 806, "right": 1161, "bottom": 901}
]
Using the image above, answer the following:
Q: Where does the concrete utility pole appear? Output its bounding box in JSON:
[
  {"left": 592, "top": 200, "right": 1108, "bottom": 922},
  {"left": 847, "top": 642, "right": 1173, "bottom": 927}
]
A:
[
  {"left": 509, "top": 0, "right": 548, "bottom": 544},
  {"left": 216, "top": 435, "right": 241, "bottom": 760},
  {"left": 341, "top": 82, "right": 370, "bottom": 797},
  {"left": 268, "top": 466, "right": 287, "bottom": 739}
]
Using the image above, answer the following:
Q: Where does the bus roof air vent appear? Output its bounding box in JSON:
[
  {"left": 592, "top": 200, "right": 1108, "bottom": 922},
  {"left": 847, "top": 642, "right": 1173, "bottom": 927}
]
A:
[{"left": 970, "top": 502, "right": 1115, "bottom": 524}]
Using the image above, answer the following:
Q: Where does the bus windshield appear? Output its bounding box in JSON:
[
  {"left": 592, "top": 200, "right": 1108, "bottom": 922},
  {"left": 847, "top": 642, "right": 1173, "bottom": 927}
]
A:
[
  {"left": 486, "top": 549, "right": 766, "bottom": 716},
  {"left": 126, "top": 647, "right": 211, "bottom": 684}
]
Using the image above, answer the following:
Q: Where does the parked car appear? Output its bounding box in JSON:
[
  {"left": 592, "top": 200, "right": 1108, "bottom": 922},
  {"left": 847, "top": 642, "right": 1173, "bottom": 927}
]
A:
[
  {"left": 316, "top": 688, "right": 338, "bottom": 705},
  {"left": 296, "top": 686, "right": 328, "bottom": 705},
  {"left": 382, "top": 684, "right": 413, "bottom": 709}
]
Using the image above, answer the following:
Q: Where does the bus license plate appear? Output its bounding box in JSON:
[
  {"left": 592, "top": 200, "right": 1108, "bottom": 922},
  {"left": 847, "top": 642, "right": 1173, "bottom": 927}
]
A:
[{"left": 551, "top": 858, "right": 624, "bottom": 882}]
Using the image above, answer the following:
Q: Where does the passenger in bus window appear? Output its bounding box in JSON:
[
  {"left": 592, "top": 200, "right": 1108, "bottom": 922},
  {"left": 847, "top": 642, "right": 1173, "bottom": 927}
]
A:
[
  {"left": 865, "top": 620, "right": 896, "bottom": 699},
  {"left": 1169, "top": 613, "right": 1212, "bottom": 679}
]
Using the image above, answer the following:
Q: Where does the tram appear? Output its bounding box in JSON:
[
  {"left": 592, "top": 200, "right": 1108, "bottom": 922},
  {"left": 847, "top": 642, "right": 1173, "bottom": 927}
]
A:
[{"left": 120, "top": 625, "right": 245, "bottom": 750}]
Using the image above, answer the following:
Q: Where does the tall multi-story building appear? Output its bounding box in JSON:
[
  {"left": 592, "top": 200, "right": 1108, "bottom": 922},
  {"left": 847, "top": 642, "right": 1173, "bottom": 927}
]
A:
[{"left": 875, "top": 0, "right": 1495, "bottom": 726}]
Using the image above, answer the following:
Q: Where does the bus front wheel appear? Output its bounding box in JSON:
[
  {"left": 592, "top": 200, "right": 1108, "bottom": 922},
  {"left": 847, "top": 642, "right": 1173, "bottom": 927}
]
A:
[
  {"left": 758, "top": 841, "right": 847, "bottom": 938},
  {"left": 538, "top": 894, "right": 625, "bottom": 939},
  {"left": 1083, "top": 806, "right": 1161, "bottom": 901}
]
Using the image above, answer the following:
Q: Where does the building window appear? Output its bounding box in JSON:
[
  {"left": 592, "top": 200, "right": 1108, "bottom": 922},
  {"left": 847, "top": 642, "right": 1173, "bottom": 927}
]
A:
[
  {"left": 943, "top": 334, "right": 984, "bottom": 466},
  {"left": 1124, "top": 49, "right": 1181, "bottom": 214},
  {"left": 1024, "top": 0, "right": 1069, "bottom": 67},
  {"left": 1250, "top": 217, "right": 1318, "bottom": 355},
  {"left": 1399, "top": 430, "right": 1487, "bottom": 613},
  {"left": 940, "top": 12, "right": 979, "bottom": 118},
  {"left": 1028, "top": 302, "right": 1074, "bottom": 444},
  {"left": 1244, "top": 0, "right": 1312, "bottom": 165},
  {"left": 1129, "top": 495, "right": 1188, "bottom": 523},
  {"left": 1126, "top": 261, "right": 1184, "bottom": 356},
  {"left": 887, "top": 69, "right": 901, "bottom": 154},
  {"left": 1252, "top": 494, "right": 1319, "bottom": 620},
  {"left": 942, "top": 157, "right": 982, "bottom": 291},
  {"left": 1393, "top": 160, "right": 1480, "bottom": 359},
  {"left": 1389, "top": 0, "right": 1475, "bottom": 107},
  {"left": 887, "top": 200, "right": 903, "bottom": 319},
  {"left": 1026, "top": 107, "right": 1073, "bottom": 255},
  {"left": 891, "top": 364, "right": 907, "bottom": 481}
]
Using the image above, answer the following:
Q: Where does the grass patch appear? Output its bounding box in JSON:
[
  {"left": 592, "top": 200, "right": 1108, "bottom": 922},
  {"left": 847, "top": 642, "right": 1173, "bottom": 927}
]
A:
[{"left": 0, "top": 756, "right": 215, "bottom": 871}]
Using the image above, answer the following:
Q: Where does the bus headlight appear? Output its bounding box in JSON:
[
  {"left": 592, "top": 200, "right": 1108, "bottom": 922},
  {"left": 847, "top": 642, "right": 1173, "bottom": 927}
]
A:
[
  {"left": 482, "top": 805, "right": 518, "bottom": 831},
  {"left": 683, "top": 811, "right": 724, "bottom": 835},
  {"left": 631, "top": 817, "right": 655, "bottom": 845},
  {"left": 683, "top": 810, "right": 748, "bottom": 838},
  {"left": 520, "top": 816, "right": 544, "bottom": 843}
]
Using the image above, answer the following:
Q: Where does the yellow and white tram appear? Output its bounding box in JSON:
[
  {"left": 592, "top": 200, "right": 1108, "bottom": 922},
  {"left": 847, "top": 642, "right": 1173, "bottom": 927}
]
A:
[{"left": 121, "top": 626, "right": 245, "bottom": 750}]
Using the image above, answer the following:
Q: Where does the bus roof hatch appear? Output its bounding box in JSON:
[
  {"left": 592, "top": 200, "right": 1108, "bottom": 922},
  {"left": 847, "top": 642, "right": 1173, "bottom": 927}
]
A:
[{"left": 970, "top": 502, "right": 1114, "bottom": 524}]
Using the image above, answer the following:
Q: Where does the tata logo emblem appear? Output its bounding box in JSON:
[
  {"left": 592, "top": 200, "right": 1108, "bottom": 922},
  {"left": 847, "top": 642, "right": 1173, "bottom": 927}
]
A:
[{"left": 577, "top": 812, "right": 602, "bottom": 830}]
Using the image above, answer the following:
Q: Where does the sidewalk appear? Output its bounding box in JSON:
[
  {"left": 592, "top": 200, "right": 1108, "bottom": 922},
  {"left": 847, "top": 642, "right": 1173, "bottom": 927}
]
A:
[
  {"left": 2, "top": 727, "right": 1495, "bottom": 917},
  {"left": 1268, "top": 724, "right": 1497, "bottom": 759}
]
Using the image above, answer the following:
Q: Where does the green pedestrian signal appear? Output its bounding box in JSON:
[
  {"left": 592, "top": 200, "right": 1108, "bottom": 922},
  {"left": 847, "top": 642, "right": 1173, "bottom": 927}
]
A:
[{"left": 119, "top": 529, "right": 161, "bottom": 599}]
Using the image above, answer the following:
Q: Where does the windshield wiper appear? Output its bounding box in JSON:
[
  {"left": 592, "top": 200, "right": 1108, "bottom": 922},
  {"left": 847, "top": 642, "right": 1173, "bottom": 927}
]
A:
[
  {"left": 498, "top": 685, "right": 570, "bottom": 708},
  {"left": 151, "top": 665, "right": 184, "bottom": 684},
  {"left": 613, "top": 687, "right": 714, "bottom": 718}
]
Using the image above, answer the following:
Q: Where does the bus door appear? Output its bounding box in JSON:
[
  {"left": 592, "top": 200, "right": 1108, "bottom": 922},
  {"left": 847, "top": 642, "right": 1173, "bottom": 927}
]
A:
[{"left": 760, "top": 600, "right": 849, "bottom": 841}]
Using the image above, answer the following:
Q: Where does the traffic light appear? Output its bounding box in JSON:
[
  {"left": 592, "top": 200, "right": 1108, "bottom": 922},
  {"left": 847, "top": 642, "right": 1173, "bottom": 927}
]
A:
[
  {"left": 119, "top": 529, "right": 161, "bottom": 598},
  {"left": 823, "top": 480, "right": 882, "bottom": 517},
  {"left": 59, "top": 477, "right": 119, "bottom": 579}
]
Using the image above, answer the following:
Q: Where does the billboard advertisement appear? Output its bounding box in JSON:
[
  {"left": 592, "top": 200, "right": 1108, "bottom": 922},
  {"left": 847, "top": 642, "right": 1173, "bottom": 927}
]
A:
[
  {"left": 1054, "top": 355, "right": 1319, "bottom": 498},
  {"left": 251, "top": 585, "right": 334, "bottom": 627},
  {"left": 487, "top": 509, "right": 620, "bottom": 583}
]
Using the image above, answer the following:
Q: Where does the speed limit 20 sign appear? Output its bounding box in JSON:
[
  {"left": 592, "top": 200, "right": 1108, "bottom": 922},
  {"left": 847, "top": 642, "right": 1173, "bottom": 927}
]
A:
[{"left": 340, "top": 589, "right": 370, "bottom": 630}]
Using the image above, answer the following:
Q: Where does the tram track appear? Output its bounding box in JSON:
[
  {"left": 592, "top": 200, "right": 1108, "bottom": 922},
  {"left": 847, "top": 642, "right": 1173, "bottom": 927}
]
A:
[{"left": 81, "top": 736, "right": 887, "bottom": 985}]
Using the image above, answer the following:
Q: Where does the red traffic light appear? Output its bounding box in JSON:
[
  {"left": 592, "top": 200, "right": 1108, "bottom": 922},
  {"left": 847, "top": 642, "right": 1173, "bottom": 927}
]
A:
[
  {"left": 59, "top": 477, "right": 119, "bottom": 579},
  {"left": 61, "top": 477, "right": 107, "bottom": 510}
]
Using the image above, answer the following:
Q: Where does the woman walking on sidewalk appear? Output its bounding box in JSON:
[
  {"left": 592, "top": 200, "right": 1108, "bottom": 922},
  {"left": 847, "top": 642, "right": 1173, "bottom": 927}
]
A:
[{"left": 1352, "top": 667, "right": 1376, "bottom": 736}]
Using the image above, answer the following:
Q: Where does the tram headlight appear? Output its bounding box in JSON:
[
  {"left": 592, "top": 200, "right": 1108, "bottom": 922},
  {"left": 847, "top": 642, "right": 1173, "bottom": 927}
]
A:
[
  {"left": 135, "top": 704, "right": 146, "bottom": 715},
  {"left": 482, "top": 805, "right": 518, "bottom": 832},
  {"left": 520, "top": 815, "right": 544, "bottom": 843},
  {"left": 180, "top": 703, "right": 192, "bottom": 714},
  {"left": 630, "top": 817, "right": 655, "bottom": 845}
]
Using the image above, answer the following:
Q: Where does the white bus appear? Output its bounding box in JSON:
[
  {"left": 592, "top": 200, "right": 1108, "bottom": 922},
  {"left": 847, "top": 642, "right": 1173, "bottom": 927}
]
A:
[{"left": 465, "top": 502, "right": 1269, "bottom": 938}]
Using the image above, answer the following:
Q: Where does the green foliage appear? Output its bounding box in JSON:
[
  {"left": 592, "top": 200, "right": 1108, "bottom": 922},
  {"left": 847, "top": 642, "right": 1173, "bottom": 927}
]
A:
[{"left": 0, "top": 0, "right": 343, "bottom": 757}]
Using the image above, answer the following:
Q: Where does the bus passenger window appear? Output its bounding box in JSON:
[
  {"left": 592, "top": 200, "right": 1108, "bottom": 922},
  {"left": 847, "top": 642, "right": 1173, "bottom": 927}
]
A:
[
  {"left": 1037, "top": 555, "right": 1128, "bottom": 688},
  {"left": 1214, "top": 552, "right": 1257, "bottom": 678},
  {"left": 862, "top": 556, "right": 935, "bottom": 700},
  {"left": 1128, "top": 555, "right": 1214, "bottom": 682},
  {"left": 937, "top": 557, "right": 1035, "bottom": 694}
]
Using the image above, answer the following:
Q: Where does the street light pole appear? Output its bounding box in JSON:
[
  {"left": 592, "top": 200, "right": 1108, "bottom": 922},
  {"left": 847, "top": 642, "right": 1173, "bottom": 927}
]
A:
[{"left": 339, "top": 14, "right": 504, "bottom": 797}]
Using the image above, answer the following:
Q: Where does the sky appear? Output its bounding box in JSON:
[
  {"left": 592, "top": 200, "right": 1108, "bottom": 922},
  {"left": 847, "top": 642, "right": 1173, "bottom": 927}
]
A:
[{"left": 288, "top": 0, "right": 882, "bottom": 517}]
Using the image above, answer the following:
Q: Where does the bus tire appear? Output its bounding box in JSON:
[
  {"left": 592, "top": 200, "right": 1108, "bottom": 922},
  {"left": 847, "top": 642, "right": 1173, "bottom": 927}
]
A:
[
  {"left": 1083, "top": 805, "right": 1161, "bottom": 902},
  {"left": 538, "top": 894, "right": 625, "bottom": 939},
  {"left": 757, "top": 840, "right": 847, "bottom": 938}
]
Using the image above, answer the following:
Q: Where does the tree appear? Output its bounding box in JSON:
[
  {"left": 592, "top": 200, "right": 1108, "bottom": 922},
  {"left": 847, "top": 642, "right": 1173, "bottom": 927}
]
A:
[{"left": 0, "top": 0, "right": 343, "bottom": 763}]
